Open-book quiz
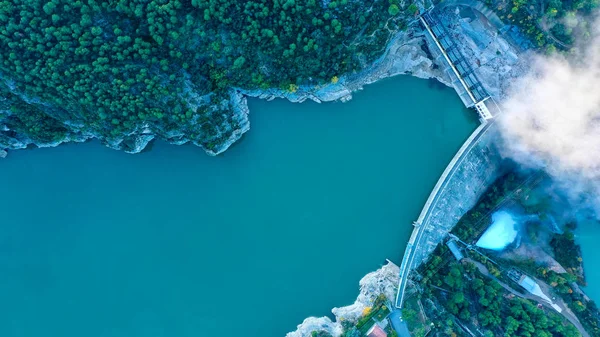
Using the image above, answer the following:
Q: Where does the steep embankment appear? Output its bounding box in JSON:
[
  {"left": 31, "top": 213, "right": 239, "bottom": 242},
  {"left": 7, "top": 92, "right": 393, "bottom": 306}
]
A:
[
  {"left": 0, "top": 0, "right": 530, "bottom": 157},
  {"left": 0, "top": 0, "right": 421, "bottom": 156},
  {"left": 286, "top": 262, "right": 400, "bottom": 337}
]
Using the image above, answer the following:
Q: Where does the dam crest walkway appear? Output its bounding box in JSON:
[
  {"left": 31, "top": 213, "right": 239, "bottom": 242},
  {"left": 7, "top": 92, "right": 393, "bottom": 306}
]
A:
[{"left": 395, "top": 9, "right": 503, "bottom": 309}]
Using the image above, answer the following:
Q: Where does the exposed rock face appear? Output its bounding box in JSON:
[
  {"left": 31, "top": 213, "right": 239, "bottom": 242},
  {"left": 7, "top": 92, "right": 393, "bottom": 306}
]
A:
[
  {"left": 409, "top": 123, "right": 506, "bottom": 268},
  {"left": 286, "top": 262, "right": 399, "bottom": 337},
  {"left": 434, "top": 5, "right": 532, "bottom": 100},
  {"left": 288, "top": 7, "right": 536, "bottom": 336},
  {"left": 203, "top": 91, "right": 251, "bottom": 156},
  {"left": 0, "top": 22, "right": 449, "bottom": 156},
  {"left": 286, "top": 317, "right": 343, "bottom": 337},
  {"left": 241, "top": 27, "right": 452, "bottom": 105},
  {"left": 0, "top": 4, "right": 531, "bottom": 156},
  {"left": 0, "top": 89, "right": 251, "bottom": 155}
]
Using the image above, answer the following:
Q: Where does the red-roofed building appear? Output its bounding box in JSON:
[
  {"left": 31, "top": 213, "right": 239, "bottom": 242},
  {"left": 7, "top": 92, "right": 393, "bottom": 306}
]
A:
[{"left": 367, "top": 325, "right": 388, "bottom": 337}]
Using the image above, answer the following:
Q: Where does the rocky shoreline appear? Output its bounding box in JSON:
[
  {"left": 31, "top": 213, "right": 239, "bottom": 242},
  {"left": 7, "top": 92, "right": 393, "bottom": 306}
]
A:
[
  {"left": 0, "top": 21, "right": 448, "bottom": 158},
  {"left": 0, "top": 2, "right": 530, "bottom": 159},
  {"left": 239, "top": 27, "right": 452, "bottom": 104},
  {"left": 285, "top": 4, "right": 535, "bottom": 336},
  {"left": 218, "top": 2, "right": 532, "bottom": 159},
  {"left": 286, "top": 262, "right": 400, "bottom": 337}
]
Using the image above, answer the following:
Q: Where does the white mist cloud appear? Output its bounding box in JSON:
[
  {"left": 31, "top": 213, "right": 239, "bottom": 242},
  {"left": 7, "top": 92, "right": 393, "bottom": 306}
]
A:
[{"left": 498, "top": 19, "right": 600, "bottom": 208}]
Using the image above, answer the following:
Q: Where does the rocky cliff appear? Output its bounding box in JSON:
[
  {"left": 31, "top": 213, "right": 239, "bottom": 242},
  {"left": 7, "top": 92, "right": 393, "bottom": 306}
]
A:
[
  {"left": 286, "top": 262, "right": 400, "bottom": 337},
  {"left": 0, "top": 1, "right": 531, "bottom": 159},
  {"left": 0, "top": 21, "right": 450, "bottom": 157}
]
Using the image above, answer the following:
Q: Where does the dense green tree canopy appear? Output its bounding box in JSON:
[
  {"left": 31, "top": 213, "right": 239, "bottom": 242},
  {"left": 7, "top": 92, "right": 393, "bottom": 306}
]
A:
[
  {"left": 485, "top": 0, "right": 599, "bottom": 50},
  {"left": 423, "top": 260, "right": 581, "bottom": 337},
  {"left": 0, "top": 0, "right": 409, "bottom": 151}
]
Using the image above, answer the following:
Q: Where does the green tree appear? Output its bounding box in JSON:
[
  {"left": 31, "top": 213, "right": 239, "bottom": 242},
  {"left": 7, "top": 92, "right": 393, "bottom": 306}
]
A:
[
  {"left": 407, "top": 4, "right": 418, "bottom": 15},
  {"left": 233, "top": 56, "right": 246, "bottom": 69}
]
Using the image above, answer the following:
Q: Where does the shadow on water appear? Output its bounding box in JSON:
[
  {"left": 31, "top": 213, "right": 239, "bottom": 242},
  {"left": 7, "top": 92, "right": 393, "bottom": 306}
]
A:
[
  {"left": 139, "top": 139, "right": 156, "bottom": 153},
  {"left": 426, "top": 77, "right": 448, "bottom": 91},
  {"left": 461, "top": 105, "right": 480, "bottom": 124},
  {"left": 220, "top": 131, "right": 248, "bottom": 154},
  {"left": 425, "top": 77, "right": 480, "bottom": 124},
  {"left": 22, "top": 139, "right": 91, "bottom": 152}
]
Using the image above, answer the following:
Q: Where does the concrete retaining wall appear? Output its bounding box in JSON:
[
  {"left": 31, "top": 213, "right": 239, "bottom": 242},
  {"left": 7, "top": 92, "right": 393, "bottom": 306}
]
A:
[{"left": 410, "top": 121, "right": 505, "bottom": 268}]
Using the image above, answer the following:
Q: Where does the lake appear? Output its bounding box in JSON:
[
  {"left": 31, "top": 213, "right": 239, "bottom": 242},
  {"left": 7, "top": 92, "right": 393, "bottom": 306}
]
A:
[
  {"left": 577, "top": 219, "right": 600, "bottom": 303},
  {"left": 0, "top": 76, "right": 478, "bottom": 337}
]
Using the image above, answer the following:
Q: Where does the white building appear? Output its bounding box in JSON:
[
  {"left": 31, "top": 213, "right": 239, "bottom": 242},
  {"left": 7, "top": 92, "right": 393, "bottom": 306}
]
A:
[{"left": 518, "top": 276, "right": 553, "bottom": 303}]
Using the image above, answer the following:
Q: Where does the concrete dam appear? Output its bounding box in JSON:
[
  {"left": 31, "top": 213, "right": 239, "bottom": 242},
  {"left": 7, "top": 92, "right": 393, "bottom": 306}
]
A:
[
  {"left": 395, "top": 8, "right": 508, "bottom": 308},
  {"left": 395, "top": 121, "right": 505, "bottom": 308}
]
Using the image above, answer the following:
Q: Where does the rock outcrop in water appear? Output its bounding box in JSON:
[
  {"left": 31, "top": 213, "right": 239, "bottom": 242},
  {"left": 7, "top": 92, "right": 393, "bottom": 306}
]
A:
[
  {"left": 286, "top": 262, "right": 399, "bottom": 337},
  {"left": 287, "top": 4, "right": 536, "bottom": 335}
]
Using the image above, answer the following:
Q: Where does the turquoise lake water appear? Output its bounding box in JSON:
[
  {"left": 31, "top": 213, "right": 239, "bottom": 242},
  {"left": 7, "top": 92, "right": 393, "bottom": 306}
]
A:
[
  {"left": 577, "top": 220, "right": 600, "bottom": 303},
  {"left": 0, "top": 76, "right": 478, "bottom": 337}
]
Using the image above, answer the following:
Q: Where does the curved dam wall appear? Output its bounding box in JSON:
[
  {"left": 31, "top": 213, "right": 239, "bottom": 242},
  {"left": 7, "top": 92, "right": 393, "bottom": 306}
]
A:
[
  {"left": 410, "top": 121, "right": 505, "bottom": 269},
  {"left": 396, "top": 121, "right": 505, "bottom": 307}
]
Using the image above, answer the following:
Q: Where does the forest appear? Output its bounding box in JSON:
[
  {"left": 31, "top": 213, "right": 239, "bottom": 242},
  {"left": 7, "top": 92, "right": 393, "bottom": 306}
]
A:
[
  {"left": 482, "top": 0, "right": 599, "bottom": 51},
  {"left": 450, "top": 171, "right": 536, "bottom": 242},
  {"left": 550, "top": 229, "right": 585, "bottom": 282},
  {"left": 0, "top": 0, "right": 410, "bottom": 151},
  {"left": 442, "top": 169, "right": 600, "bottom": 337},
  {"left": 416, "top": 249, "right": 582, "bottom": 337}
]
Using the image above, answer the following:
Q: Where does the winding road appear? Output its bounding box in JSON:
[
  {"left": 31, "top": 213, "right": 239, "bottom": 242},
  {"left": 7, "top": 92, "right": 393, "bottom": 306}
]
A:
[{"left": 465, "top": 258, "right": 590, "bottom": 337}]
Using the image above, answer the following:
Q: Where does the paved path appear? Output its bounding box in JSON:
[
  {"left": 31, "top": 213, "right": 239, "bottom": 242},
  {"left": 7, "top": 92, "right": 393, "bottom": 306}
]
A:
[
  {"left": 389, "top": 309, "right": 411, "bottom": 337},
  {"left": 538, "top": 16, "right": 572, "bottom": 49},
  {"left": 465, "top": 258, "right": 590, "bottom": 337},
  {"left": 466, "top": 258, "right": 530, "bottom": 297},
  {"left": 395, "top": 122, "right": 492, "bottom": 308}
]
